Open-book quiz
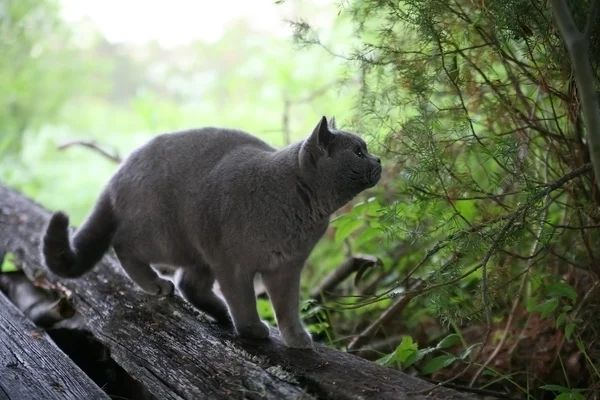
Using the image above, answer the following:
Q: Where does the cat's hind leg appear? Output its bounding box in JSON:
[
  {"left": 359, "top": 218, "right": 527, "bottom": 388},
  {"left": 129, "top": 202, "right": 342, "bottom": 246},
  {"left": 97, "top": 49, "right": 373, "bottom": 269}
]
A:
[
  {"left": 113, "top": 246, "right": 174, "bottom": 296},
  {"left": 176, "top": 265, "right": 232, "bottom": 326}
]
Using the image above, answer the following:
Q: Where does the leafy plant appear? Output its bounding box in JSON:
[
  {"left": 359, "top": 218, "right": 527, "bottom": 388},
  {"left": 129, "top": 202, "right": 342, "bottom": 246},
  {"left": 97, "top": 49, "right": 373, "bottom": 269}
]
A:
[{"left": 378, "top": 333, "right": 479, "bottom": 375}]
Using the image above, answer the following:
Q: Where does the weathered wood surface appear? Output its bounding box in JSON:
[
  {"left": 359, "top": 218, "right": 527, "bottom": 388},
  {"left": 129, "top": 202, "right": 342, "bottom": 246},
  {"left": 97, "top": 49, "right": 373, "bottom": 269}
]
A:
[
  {"left": 0, "top": 184, "right": 475, "bottom": 400},
  {"left": 0, "top": 290, "right": 110, "bottom": 400}
]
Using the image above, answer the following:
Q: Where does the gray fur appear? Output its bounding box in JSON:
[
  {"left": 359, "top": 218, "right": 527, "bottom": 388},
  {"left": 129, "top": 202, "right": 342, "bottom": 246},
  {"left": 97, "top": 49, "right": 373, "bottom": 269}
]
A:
[{"left": 41, "top": 116, "right": 382, "bottom": 348}]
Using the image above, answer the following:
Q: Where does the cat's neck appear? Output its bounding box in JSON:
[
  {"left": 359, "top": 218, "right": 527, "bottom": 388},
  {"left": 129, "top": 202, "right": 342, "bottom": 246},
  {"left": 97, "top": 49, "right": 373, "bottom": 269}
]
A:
[{"left": 270, "top": 141, "right": 351, "bottom": 222}]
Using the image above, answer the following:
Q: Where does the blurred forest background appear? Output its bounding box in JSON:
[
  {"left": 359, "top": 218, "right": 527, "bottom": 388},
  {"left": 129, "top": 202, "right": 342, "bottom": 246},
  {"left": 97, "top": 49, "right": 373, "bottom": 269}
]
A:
[{"left": 1, "top": 0, "right": 600, "bottom": 399}]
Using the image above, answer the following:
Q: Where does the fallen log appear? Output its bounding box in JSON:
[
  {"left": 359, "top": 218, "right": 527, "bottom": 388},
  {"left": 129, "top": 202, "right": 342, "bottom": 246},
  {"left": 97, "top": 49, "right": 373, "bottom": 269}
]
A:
[
  {"left": 0, "top": 184, "right": 474, "bottom": 400},
  {"left": 0, "top": 290, "right": 110, "bottom": 400}
]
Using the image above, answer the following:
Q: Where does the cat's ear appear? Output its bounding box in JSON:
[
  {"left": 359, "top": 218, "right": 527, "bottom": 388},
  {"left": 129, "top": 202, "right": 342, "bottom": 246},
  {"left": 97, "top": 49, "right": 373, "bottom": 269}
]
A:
[
  {"left": 328, "top": 116, "right": 337, "bottom": 130},
  {"left": 307, "top": 116, "right": 332, "bottom": 152}
]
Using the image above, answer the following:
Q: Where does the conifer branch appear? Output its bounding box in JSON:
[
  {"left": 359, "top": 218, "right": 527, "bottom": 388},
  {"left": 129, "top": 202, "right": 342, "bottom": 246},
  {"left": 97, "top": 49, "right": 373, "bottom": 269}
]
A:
[
  {"left": 345, "top": 163, "right": 591, "bottom": 352},
  {"left": 470, "top": 149, "right": 553, "bottom": 386}
]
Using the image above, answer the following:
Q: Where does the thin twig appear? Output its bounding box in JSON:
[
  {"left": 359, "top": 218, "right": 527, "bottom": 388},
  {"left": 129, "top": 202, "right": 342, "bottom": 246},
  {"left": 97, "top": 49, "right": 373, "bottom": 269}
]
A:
[
  {"left": 57, "top": 139, "right": 122, "bottom": 164},
  {"left": 354, "top": 334, "right": 404, "bottom": 360},
  {"left": 346, "top": 278, "right": 424, "bottom": 351},
  {"left": 409, "top": 185, "right": 521, "bottom": 201},
  {"left": 475, "top": 208, "right": 524, "bottom": 361},
  {"left": 423, "top": 378, "right": 520, "bottom": 400},
  {"left": 347, "top": 256, "right": 460, "bottom": 351},
  {"left": 545, "top": 222, "right": 600, "bottom": 230},
  {"left": 470, "top": 148, "right": 553, "bottom": 386},
  {"left": 310, "top": 255, "right": 382, "bottom": 300}
]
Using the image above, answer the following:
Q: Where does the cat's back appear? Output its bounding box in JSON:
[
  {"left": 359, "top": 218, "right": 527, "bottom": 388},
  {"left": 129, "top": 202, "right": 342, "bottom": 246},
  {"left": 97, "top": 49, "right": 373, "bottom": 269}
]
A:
[
  {"left": 107, "top": 127, "right": 276, "bottom": 205},
  {"left": 148, "top": 127, "right": 275, "bottom": 161},
  {"left": 117, "top": 127, "right": 274, "bottom": 177}
]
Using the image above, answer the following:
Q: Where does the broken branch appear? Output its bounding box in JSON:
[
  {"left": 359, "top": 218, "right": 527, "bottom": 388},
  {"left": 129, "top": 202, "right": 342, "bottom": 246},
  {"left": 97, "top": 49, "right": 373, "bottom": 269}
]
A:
[{"left": 57, "top": 139, "right": 122, "bottom": 164}]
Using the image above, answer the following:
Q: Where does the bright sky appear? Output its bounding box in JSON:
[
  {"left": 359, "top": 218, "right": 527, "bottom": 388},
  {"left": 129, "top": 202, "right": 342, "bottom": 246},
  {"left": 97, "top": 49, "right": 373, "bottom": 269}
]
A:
[{"left": 60, "top": 0, "right": 336, "bottom": 47}]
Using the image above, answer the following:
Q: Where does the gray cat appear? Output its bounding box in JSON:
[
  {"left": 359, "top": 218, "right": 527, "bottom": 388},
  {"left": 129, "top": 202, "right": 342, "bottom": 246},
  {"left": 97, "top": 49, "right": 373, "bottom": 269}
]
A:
[{"left": 41, "top": 116, "right": 382, "bottom": 348}]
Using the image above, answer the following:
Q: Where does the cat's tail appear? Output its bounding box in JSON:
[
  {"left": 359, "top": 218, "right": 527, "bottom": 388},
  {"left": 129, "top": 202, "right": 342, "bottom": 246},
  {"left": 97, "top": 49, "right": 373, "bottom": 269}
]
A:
[{"left": 42, "top": 192, "right": 117, "bottom": 278}]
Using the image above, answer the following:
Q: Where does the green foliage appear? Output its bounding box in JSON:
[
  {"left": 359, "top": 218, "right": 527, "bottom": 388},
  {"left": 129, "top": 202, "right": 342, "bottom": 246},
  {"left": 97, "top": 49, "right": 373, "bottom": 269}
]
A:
[
  {"left": 330, "top": 197, "right": 383, "bottom": 244},
  {"left": 377, "top": 333, "right": 479, "bottom": 374},
  {"left": 300, "top": 300, "right": 330, "bottom": 336},
  {"left": 0, "top": 0, "right": 101, "bottom": 155},
  {"left": 257, "top": 298, "right": 276, "bottom": 325},
  {"left": 294, "top": 0, "right": 600, "bottom": 396},
  {"left": 0, "top": 252, "right": 20, "bottom": 273},
  {"left": 541, "top": 385, "right": 586, "bottom": 400},
  {"left": 377, "top": 336, "right": 419, "bottom": 368},
  {"left": 528, "top": 277, "right": 581, "bottom": 339}
]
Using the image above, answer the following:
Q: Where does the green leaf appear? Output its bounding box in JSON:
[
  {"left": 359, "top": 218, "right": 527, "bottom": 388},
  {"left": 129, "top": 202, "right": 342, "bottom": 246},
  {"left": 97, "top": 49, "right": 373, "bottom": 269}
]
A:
[
  {"left": 351, "top": 197, "right": 381, "bottom": 216},
  {"left": 555, "top": 393, "right": 585, "bottom": 400},
  {"left": 333, "top": 217, "right": 363, "bottom": 243},
  {"left": 565, "top": 322, "right": 575, "bottom": 340},
  {"left": 556, "top": 312, "right": 566, "bottom": 328},
  {"left": 377, "top": 336, "right": 419, "bottom": 367},
  {"left": 555, "top": 394, "right": 571, "bottom": 400},
  {"left": 403, "top": 347, "right": 435, "bottom": 368},
  {"left": 330, "top": 212, "right": 351, "bottom": 225},
  {"left": 376, "top": 351, "right": 398, "bottom": 367},
  {"left": 306, "top": 322, "right": 329, "bottom": 335},
  {"left": 459, "top": 343, "right": 480, "bottom": 360},
  {"left": 540, "top": 384, "right": 570, "bottom": 393},
  {"left": 395, "top": 336, "right": 419, "bottom": 363},
  {"left": 436, "top": 333, "right": 461, "bottom": 349},
  {"left": 533, "top": 298, "right": 559, "bottom": 319},
  {"left": 526, "top": 296, "right": 539, "bottom": 312},
  {"left": 571, "top": 392, "right": 586, "bottom": 400},
  {"left": 421, "top": 355, "right": 457, "bottom": 375},
  {"left": 355, "top": 225, "right": 382, "bottom": 246},
  {"left": 546, "top": 282, "right": 577, "bottom": 302},
  {"left": 0, "top": 252, "right": 20, "bottom": 273}
]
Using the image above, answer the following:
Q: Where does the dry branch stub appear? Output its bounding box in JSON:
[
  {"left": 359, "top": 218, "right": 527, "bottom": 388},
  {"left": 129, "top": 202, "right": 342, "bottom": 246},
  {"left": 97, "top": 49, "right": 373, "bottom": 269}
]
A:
[{"left": 0, "top": 184, "right": 476, "bottom": 400}]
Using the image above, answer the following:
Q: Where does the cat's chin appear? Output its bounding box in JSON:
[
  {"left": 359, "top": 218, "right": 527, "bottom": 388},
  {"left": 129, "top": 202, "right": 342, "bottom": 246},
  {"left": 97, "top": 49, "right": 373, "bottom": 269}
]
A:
[{"left": 366, "top": 168, "right": 382, "bottom": 187}]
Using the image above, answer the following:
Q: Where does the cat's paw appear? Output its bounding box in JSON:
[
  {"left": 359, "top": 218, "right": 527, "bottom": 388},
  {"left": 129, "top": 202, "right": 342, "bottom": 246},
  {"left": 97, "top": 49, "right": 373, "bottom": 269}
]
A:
[
  {"left": 237, "top": 321, "right": 270, "bottom": 339},
  {"left": 151, "top": 279, "right": 174, "bottom": 296},
  {"left": 281, "top": 329, "right": 314, "bottom": 349}
]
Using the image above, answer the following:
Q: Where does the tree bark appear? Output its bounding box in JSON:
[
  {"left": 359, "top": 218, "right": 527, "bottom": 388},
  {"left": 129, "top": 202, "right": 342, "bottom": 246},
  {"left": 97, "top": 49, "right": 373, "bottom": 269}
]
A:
[
  {"left": 0, "top": 184, "right": 474, "bottom": 400},
  {"left": 0, "top": 292, "right": 111, "bottom": 400}
]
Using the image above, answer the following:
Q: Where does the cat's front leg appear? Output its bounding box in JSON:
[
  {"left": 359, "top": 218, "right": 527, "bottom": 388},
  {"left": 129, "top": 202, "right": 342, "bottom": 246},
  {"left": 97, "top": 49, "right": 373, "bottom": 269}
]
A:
[{"left": 262, "top": 266, "right": 313, "bottom": 349}]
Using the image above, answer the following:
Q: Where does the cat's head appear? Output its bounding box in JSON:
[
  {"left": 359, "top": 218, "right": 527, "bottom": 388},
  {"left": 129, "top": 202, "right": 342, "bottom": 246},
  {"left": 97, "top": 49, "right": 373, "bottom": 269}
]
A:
[{"left": 299, "top": 116, "right": 382, "bottom": 202}]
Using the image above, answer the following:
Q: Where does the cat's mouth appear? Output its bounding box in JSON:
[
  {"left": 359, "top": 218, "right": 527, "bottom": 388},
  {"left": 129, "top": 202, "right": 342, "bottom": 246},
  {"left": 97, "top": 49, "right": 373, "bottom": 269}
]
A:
[{"left": 366, "top": 165, "right": 382, "bottom": 187}]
